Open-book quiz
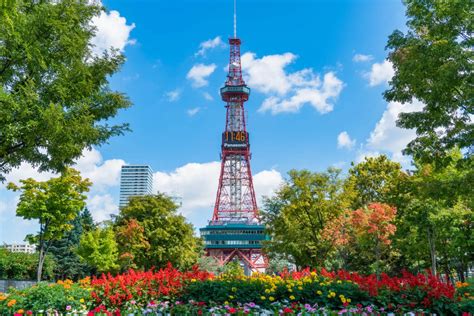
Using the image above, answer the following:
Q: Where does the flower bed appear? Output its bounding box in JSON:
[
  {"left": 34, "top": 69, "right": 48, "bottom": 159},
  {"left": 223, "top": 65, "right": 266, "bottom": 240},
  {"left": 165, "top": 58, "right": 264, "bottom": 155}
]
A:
[{"left": 0, "top": 265, "right": 471, "bottom": 315}]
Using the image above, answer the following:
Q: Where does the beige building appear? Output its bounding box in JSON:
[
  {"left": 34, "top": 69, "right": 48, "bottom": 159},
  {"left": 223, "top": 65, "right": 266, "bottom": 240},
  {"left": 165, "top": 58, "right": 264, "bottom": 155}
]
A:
[{"left": 2, "top": 243, "right": 36, "bottom": 254}]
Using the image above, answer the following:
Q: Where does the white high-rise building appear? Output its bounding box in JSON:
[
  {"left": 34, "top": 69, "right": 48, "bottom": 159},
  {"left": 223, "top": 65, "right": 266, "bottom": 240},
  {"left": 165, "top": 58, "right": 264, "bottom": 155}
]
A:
[{"left": 119, "top": 165, "right": 153, "bottom": 208}]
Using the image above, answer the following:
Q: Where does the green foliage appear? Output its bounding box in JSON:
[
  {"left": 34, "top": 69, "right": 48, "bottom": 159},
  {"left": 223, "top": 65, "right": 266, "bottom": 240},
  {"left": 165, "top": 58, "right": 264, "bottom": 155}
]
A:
[
  {"left": 346, "top": 155, "right": 404, "bottom": 208},
  {"left": 7, "top": 168, "right": 91, "bottom": 281},
  {"left": 393, "top": 150, "right": 473, "bottom": 277},
  {"left": 115, "top": 194, "right": 201, "bottom": 270},
  {"left": 0, "top": 0, "right": 131, "bottom": 181},
  {"left": 0, "top": 248, "right": 55, "bottom": 280},
  {"left": 76, "top": 225, "right": 119, "bottom": 273},
  {"left": 0, "top": 281, "right": 89, "bottom": 314},
  {"left": 180, "top": 277, "right": 368, "bottom": 311},
  {"left": 385, "top": 0, "right": 473, "bottom": 162},
  {"left": 196, "top": 256, "right": 223, "bottom": 275},
  {"left": 262, "top": 168, "right": 349, "bottom": 268},
  {"left": 266, "top": 257, "right": 294, "bottom": 275},
  {"left": 49, "top": 209, "right": 95, "bottom": 280},
  {"left": 221, "top": 261, "right": 245, "bottom": 278}
]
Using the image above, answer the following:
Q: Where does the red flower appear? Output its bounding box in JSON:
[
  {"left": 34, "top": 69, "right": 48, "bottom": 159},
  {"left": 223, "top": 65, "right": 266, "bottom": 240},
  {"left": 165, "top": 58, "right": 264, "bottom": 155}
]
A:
[
  {"left": 228, "top": 307, "right": 237, "bottom": 314},
  {"left": 283, "top": 307, "right": 293, "bottom": 314}
]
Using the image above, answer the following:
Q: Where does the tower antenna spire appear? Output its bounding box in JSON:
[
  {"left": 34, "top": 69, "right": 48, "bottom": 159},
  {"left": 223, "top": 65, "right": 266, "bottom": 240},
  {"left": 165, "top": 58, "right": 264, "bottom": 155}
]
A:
[{"left": 234, "top": 0, "right": 237, "bottom": 38}]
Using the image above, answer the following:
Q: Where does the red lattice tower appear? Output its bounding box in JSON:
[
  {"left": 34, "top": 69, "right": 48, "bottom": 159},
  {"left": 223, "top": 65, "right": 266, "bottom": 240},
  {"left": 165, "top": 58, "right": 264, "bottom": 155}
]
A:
[
  {"left": 200, "top": 2, "right": 268, "bottom": 274},
  {"left": 212, "top": 36, "right": 258, "bottom": 223}
]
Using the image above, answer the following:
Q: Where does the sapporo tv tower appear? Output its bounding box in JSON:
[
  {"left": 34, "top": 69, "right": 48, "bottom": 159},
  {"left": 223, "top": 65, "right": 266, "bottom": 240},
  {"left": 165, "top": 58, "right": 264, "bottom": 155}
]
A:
[{"left": 200, "top": 0, "right": 268, "bottom": 274}]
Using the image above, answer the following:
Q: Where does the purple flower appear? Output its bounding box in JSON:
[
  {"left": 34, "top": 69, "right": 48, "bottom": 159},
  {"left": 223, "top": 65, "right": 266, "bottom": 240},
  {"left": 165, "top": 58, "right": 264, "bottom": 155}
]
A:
[
  {"left": 66, "top": 306, "right": 72, "bottom": 311},
  {"left": 248, "top": 302, "right": 256, "bottom": 308},
  {"left": 366, "top": 306, "right": 373, "bottom": 313}
]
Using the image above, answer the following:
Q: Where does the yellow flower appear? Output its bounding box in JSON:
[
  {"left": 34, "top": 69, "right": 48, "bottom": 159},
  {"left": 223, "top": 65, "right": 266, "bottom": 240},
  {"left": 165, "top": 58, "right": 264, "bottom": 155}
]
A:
[
  {"left": 310, "top": 271, "right": 317, "bottom": 276},
  {"left": 260, "top": 296, "right": 266, "bottom": 300},
  {"left": 229, "top": 295, "right": 234, "bottom": 299},
  {"left": 231, "top": 287, "right": 237, "bottom": 292},
  {"left": 265, "top": 289, "right": 271, "bottom": 294},
  {"left": 341, "top": 297, "right": 346, "bottom": 303},
  {"left": 80, "top": 298, "right": 85, "bottom": 303},
  {"left": 7, "top": 299, "right": 16, "bottom": 307},
  {"left": 269, "top": 296, "right": 275, "bottom": 301},
  {"left": 347, "top": 298, "right": 351, "bottom": 303},
  {"left": 224, "top": 301, "right": 229, "bottom": 305},
  {"left": 288, "top": 288, "right": 293, "bottom": 292},
  {"left": 337, "top": 280, "right": 342, "bottom": 284},
  {"left": 298, "top": 286, "right": 303, "bottom": 290},
  {"left": 191, "top": 278, "right": 197, "bottom": 282},
  {"left": 317, "top": 290, "right": 322, "bottom": 295},
  {"left": 289, "top": 295, "right": 295, "bottom": 300}
]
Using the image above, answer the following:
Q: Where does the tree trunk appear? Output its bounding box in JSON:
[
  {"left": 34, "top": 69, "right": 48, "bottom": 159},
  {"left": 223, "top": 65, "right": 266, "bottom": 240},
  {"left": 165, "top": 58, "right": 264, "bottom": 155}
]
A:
[
  {"left": 427, "top": 227, "right": 437, "bottom": 275},
  {"left": 37, "top": 245, "right": 45, "bottom": 282},
  {"left": 375, "top": 240, "right": 381, "bottom": 280}
]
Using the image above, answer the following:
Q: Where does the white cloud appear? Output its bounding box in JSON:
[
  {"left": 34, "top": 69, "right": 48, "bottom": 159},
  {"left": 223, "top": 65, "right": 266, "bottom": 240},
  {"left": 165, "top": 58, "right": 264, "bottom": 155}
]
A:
[
  {"left": 258, "top": 72, "right": 344, "bottom": 114},
  {"left": 86, "top": 193, "right": 118, "bottom": 222},
  {"left": 367, "top": 100, "right": 423, "bottom": 154},
  {"left": 153, "top": 162, "right": 283, "bottom": 216},
  {"left": 186, "top": 63, "right": 217, "bottom": 87},
  {"left": 91, "top": 10, "right": 136, "bottom": 56},
  {"left": 165, "top": 89, "right": 181, "bottom": 102},
  {"left": 74, "top": 148, "right": 125, "bottom": 191},
  {"left": 353, "top": 54, "right": 373, "bottom": 62},
  {"left": 1, "top": 148, "right": 125, "bottom": 235},
  {"left": 187, "top": 107, "right": 201, "bottom": 116},
  {"left": 241, "top": 52, "right": 344, "bottom": 114},
  {"left": 241, "top": 52, "right": 297, "bottom": 95},
  {"left": 195, "top": 36, "right": 225, "bottom": 57},
  {"left": 203, "top": 92, "right": 214, "bottom": 101},
  {"left": 365, "top": 60, "right": 394, "bottom": 86},
  {"left": 337, "top": 131, "right": 356, "bottom": 149},
  {"left": 359, "top": 99, "right": 424, "bottom": 165},
  {"left": 253, "top": 170, "right": 284, "bottom": 199}
]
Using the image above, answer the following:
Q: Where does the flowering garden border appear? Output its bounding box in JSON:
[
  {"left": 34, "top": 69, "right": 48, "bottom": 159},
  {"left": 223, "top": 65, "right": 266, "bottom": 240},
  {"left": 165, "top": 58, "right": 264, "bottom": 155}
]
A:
[{"left": 0, "top": 264, "right": 472, "bottom": 315}]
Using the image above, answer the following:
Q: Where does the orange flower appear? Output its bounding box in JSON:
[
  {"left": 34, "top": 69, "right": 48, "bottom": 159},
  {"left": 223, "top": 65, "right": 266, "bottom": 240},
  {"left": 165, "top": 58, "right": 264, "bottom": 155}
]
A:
[
  {"left": 7, "top": 299, "right": 16, "bottom": 307},
  {"left": 16, "top": 309, "right": 24, "bottom": 314}
]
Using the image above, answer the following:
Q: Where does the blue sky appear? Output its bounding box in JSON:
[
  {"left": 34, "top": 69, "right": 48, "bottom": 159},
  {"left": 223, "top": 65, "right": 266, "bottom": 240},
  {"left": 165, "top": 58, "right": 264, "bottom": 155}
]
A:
[{"left": 1, "top": 0, "right": 422, "bottom": 243}]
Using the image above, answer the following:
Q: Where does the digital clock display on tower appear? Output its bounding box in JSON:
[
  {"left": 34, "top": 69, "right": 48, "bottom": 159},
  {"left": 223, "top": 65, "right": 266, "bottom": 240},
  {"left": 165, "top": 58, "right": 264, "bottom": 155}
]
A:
[{"left": 222, "top": 131, "right": 249, "bottom": 149}]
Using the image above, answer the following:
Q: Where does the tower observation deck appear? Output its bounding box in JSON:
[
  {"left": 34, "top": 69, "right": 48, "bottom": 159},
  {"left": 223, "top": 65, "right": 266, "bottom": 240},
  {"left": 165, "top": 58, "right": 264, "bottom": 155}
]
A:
[{"left": 200, "top": 4, "right": 268, "bottom": 274}]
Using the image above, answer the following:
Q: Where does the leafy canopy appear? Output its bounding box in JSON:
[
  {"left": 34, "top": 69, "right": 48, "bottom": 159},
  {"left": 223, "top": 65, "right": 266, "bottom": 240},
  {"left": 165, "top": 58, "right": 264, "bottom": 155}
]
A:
[
  {"left": 115, "top": 194, "right": 201, "bottom": 270},
  {"left": 261, "top": 168, "right": 350, "bottom": 268},
  {"left": 385, "top": 0, "right": 473, "bottom": 162},
  {"left": 0, "top": 0, "right": 131, "bottom": 181},
  {"left": 76, "top": 225, "right": 120, "bottom": 273}
]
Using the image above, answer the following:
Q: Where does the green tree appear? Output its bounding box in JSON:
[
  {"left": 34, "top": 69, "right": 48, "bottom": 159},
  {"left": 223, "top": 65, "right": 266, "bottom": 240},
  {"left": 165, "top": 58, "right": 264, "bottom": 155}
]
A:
[
  {"left": 346, "top": 155, "right": 405, "bottom": 208},
  {"left": 115, "top": 218, "right": 150, "bottom": 270},
  {"left": 49, "top": 208, "right": 95, "bottom": 279},
  {"left": 76, "top": 225, "right": 119, "bottom": 274},
  {"left": 395, "top": 150, "right": 473, "bottom": 278},
  {"left": 7, "top": 168, "right": 91, "bottom": 282},
  {"left": 0, "top": 248, "right": 55, "bottom": 280},
  {"left": 0, "top": 0, "right": 131, "bottom": 182},
  {"left": 385, "top": 0, "right": 473, "bottom": 162},
  {"left": 261, "top": 168, "right": 349, "bottom": 268},
  {"left": 115, "top": 194, "right": 201, "bottom": 270}
]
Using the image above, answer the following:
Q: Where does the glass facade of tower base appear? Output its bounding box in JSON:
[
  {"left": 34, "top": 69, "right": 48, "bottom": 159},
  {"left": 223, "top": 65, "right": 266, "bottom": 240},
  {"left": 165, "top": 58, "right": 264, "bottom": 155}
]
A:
[{"left": 200, "top": 223, "right": 269, "bottom": 249}]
